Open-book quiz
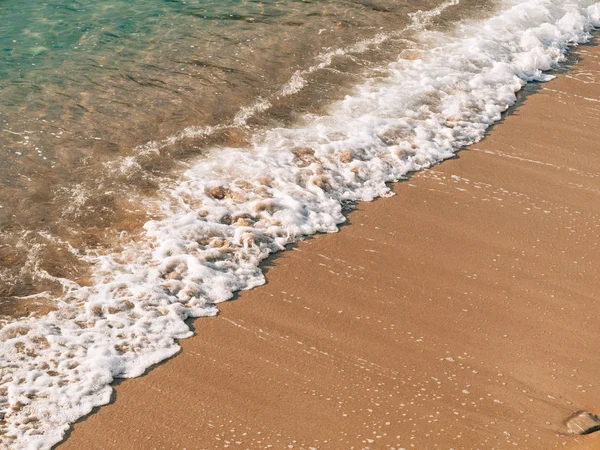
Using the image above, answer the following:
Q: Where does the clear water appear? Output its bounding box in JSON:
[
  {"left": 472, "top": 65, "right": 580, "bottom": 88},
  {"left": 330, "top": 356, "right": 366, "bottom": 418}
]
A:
[
  {"left": 3, "top": 0, "right": 599, "bottom": 447},
  {"left": 0, "top": 0, "right": 495, "bottom": 315}
]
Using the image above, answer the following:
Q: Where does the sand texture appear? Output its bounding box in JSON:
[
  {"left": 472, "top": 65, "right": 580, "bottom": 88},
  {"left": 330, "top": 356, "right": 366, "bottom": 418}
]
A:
[{"left": 58, "top": 45, "right": 600, "bottom": 450}]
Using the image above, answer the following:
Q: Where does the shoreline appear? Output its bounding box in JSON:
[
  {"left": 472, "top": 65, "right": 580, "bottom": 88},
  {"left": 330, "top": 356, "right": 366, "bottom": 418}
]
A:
[{"left": 57, "top": 42, "right": 600, "bottom": 449}]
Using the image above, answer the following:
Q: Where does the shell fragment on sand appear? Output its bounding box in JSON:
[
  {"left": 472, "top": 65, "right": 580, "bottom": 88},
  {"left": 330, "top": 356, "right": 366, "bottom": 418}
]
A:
[{"left": 566, "top": 411, "right": 600, "bottom": 435}]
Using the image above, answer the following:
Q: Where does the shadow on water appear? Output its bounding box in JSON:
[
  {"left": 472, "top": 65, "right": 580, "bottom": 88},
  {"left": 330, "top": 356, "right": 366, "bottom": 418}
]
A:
[{"left": 52, "top": 33, "right": 596, "bottom": 449}]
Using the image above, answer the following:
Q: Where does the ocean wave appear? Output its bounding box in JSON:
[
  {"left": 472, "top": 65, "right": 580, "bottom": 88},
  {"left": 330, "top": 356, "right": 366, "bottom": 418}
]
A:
[{"left": 1, "top": 0, "right": 599, "bottom": 448}]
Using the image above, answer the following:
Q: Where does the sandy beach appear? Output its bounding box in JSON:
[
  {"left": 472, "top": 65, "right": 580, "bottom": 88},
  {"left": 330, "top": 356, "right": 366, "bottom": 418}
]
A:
[{"left": 57, "top": 43, "right": 600, "bottom": 449}]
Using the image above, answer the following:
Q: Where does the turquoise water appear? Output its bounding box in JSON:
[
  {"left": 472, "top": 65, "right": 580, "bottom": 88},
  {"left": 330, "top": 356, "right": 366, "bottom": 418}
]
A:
[
  {"left": 0, "top": 0, "right": 489, "bottom": 314},
  {"left": 2, "top": 0, "right": 598, "bottom": 447},
  {"left": 1, "top": 0, "right": 428, "bottom": 140}
]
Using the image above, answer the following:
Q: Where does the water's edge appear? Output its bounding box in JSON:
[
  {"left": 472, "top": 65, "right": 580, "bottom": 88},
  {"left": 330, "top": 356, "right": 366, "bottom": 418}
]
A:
[{"left": 1, "top": 2, "right": 600, "bottom": 448}]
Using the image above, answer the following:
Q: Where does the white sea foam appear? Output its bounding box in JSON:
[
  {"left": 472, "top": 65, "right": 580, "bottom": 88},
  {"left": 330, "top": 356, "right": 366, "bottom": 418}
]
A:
[{"left": 1, "top": 1, "right": 599, "bottom": 448}]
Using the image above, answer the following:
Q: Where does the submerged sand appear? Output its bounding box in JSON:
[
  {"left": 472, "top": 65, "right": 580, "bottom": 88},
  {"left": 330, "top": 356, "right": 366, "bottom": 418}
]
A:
[{"left": 59, "top": 44, "right": 600, "bottom": 449}]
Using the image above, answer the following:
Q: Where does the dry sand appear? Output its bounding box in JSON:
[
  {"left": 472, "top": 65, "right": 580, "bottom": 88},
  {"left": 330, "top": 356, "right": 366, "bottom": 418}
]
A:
[{"left": 58, "top": 44, "right": 600, "bottom": 450}]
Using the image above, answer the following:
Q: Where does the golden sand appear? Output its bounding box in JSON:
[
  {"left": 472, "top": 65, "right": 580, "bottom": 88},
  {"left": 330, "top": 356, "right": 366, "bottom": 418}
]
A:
[{"left": 59, "top": 45, "right": 600, "bottom": 449}]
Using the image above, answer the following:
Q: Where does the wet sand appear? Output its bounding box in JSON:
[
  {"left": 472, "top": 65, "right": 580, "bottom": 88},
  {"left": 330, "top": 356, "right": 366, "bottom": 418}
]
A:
[{"left": 58, "top": 44, "right": 600, "bottom": 449}]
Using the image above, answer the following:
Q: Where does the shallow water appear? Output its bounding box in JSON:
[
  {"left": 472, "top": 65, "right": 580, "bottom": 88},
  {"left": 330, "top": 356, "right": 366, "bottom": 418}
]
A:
[
  {"left": 0, "top": 0, "right": 494, "bottom": 315},
  {"left": 2, "top": 0, "right": 599, "bottom": 448}
]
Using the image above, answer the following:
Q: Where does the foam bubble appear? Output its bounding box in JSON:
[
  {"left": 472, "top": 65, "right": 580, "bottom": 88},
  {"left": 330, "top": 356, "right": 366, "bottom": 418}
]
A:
[{"left": 1, "top": 1, "right": 598, "bottom": 448}]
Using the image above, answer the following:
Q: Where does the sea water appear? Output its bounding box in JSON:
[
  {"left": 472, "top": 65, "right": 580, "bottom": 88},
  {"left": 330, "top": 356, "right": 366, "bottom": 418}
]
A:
[
  {"left": 1, "top": 0, "right": 483, "bottom": 315},
  {"left": 0, "top": 0, "right": 599, "bottom": 448}
]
